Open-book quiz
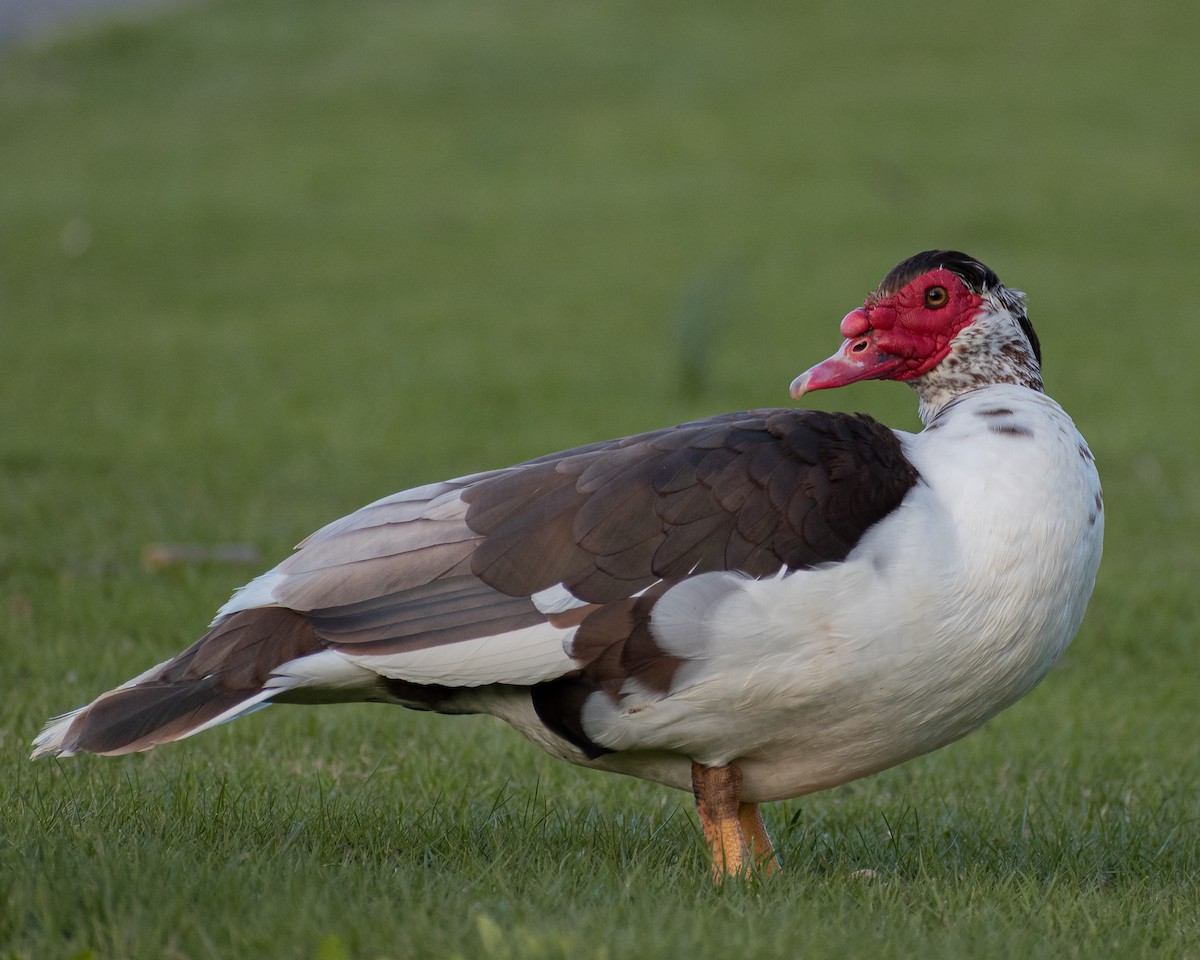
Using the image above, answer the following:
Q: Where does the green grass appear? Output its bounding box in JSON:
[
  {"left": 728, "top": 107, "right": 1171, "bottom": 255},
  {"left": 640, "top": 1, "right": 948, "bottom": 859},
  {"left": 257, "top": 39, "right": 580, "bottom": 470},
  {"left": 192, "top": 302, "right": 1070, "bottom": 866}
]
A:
[{"left": 2, "top": 0, "right": 1199, "bottom": 956}]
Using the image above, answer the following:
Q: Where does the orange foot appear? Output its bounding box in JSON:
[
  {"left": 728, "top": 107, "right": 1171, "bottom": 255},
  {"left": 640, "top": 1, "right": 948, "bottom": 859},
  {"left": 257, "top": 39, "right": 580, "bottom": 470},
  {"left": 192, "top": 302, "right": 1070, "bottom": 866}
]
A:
[{"left": 691, "top": 761, "right": 780, "bottom": 881}]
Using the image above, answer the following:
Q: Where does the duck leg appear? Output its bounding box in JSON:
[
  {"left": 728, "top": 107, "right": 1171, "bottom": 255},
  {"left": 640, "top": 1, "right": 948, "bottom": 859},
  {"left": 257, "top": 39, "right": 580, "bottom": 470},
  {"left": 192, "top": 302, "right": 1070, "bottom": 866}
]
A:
[
  {"left": 691, "top": 761, "right": 779, "bottom": 880},
  {"left": 692, "top": 761, "right": 748, "bottom": 879},
  {"left": 737, "top": 800, "right": 781, "bottom": 875}
]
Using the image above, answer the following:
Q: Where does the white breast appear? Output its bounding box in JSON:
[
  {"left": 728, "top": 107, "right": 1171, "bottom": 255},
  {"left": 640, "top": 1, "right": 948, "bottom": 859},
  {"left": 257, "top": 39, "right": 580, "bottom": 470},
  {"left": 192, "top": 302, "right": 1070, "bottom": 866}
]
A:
[{"left": 578, "top": 385, "right": 1104, "bottom": 801}]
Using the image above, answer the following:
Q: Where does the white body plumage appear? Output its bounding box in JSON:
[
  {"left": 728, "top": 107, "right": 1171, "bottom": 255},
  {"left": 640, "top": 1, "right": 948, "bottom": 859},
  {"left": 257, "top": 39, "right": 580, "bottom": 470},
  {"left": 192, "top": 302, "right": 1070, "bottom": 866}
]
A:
[{"left": 508, "top": 385, "right": 1103, "bottom": 799}]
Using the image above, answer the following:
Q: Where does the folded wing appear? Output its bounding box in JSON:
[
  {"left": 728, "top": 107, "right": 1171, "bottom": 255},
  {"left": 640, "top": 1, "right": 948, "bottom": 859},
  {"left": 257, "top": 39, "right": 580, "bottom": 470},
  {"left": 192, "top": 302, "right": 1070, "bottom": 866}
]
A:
[{"left": 33, "top": 409, "right": 918, "bottom": 758}]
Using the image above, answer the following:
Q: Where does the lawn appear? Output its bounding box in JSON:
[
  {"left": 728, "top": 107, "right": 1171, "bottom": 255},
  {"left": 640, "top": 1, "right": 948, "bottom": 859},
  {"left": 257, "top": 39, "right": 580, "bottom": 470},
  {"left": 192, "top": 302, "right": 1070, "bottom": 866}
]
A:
[{"left": 2, "top": 0, "right": 1198, "bottom": 956}]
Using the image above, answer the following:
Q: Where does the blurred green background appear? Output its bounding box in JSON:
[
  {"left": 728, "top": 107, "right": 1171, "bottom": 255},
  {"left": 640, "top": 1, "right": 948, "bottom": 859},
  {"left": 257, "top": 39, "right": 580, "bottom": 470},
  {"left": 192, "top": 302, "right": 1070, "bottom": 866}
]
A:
[{"left": 2, "top": 0, "right": 1198, "bottom": 957}]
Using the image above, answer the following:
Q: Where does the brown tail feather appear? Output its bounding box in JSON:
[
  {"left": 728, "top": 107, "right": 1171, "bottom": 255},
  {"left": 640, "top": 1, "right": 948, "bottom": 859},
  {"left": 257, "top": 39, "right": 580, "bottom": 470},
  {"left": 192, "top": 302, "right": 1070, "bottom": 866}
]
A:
[
  {"left": 50, "top": 607, "right": 324, "bottom": 756},
  {"left": 57, "top": 681, "right": 257, "bottom": 755}
]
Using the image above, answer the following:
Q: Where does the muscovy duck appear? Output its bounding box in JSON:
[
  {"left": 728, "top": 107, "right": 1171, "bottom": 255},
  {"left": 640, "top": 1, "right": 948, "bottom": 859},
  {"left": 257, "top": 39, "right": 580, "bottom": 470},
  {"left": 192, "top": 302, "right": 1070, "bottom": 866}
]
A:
[{"left": 34, "top": 250, "right": 1104, "bottom": 879}]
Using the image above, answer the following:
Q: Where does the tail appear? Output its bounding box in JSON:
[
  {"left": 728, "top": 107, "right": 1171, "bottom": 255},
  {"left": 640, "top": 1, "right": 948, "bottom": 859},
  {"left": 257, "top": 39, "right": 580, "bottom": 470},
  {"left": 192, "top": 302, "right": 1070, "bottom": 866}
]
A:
[{"left": 31, "top": 607, "right": 359, "bottom": 758}]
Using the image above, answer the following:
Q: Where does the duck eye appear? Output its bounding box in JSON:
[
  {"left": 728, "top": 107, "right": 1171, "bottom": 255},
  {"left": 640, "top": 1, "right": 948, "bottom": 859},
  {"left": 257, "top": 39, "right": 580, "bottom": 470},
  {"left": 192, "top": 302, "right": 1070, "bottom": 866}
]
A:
[{"left": 924, "top": 285, "right": 948, "bottom": 309}]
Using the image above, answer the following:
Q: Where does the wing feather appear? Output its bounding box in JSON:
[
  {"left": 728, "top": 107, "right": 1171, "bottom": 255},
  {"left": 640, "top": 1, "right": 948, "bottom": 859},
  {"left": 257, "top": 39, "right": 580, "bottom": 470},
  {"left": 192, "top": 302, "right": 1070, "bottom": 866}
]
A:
[{"left": 273, "top": 409, "right": 917, "bottom": 690}]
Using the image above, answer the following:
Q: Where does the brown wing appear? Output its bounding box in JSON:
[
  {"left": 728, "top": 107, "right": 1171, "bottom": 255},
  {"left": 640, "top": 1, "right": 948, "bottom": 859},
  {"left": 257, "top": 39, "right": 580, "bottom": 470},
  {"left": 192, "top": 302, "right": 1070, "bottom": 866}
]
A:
[
  {"left": 268, "top": 409, "right": 916, "bottom": 652},
  {"left": 464, "top": 409, "right": 919, "bottom": 603},
  {"left": 268, "top": 408, "right": 918, "bottom": 701}
]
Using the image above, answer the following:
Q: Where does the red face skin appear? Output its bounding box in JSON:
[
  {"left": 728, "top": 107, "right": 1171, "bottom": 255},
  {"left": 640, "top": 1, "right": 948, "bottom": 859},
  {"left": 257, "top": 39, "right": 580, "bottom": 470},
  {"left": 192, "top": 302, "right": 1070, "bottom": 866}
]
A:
[{"left": 791, "top": 268, "right": 983, "bottom": 399}]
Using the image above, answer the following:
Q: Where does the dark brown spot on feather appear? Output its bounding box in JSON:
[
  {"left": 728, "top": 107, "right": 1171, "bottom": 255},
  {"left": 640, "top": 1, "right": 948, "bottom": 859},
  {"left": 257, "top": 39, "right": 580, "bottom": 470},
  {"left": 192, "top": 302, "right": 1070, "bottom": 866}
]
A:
[
  {"left": 1000, "top": 341, "right": 1030, "bottom": 361},
  {"left": 977, "top": 407, "right": 1015, "bottom": 417},
  {"left": 570, "top": 581, "right": 681, "bottom": 698},
  {"left": 990, "top": 424, "right": 1033, "bottom": 438}
]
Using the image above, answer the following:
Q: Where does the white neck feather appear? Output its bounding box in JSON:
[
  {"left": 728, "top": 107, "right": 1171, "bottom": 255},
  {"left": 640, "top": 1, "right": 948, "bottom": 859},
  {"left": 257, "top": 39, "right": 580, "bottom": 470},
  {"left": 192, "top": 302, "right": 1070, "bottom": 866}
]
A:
[{"left": 911, "top": 297, "right": 1044, "bottom": 425}]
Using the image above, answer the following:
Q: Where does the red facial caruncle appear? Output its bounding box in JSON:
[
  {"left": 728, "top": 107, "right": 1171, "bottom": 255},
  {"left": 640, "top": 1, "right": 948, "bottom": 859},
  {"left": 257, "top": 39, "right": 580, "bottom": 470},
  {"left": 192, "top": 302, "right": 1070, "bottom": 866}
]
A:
[{"left": 791, "top": 268, "right": 984, "bottom": 399}]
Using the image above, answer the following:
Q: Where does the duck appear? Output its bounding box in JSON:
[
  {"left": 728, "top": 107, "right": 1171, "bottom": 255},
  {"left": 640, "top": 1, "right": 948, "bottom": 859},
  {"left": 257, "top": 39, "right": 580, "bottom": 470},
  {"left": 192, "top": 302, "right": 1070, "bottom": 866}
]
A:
[{"left": 33, "top": 250, "right": 1104, "bottom": 880}]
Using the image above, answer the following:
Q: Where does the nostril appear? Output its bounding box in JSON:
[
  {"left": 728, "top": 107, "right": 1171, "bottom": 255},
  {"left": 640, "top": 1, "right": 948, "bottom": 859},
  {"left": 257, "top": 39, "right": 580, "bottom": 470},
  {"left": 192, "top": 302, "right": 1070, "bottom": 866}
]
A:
[{"left": 851, "top": 339, "right": 869, "bottom": 354}]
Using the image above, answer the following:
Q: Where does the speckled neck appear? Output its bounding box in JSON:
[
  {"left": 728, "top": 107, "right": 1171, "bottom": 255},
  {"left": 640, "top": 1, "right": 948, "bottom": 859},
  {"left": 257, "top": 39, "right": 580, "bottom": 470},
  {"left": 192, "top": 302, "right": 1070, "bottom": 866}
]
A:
[{"left": 912, "top": 296, "right": 1044, "bottom": 426}]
